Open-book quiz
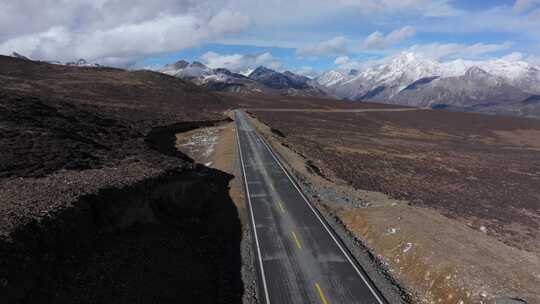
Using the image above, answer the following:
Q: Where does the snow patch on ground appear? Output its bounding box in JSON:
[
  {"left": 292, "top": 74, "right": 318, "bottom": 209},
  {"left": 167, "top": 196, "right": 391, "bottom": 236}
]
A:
[
  {"left": 403, "top": 242, "right": 413, "bottom": 253},
  {"left": 181, "top": 128, "right": 220, "bottom": 159},
  {"left": 387, "top": 228, "right": 399, "bottom": 235}
]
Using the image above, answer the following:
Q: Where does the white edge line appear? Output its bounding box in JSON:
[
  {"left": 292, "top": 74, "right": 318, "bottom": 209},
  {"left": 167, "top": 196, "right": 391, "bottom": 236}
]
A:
[
  {"left": 250, "top": 113, "right": 386, "bottom": 304},
  {"left": 235, "top": 111, "right": 271, "bottom": 304}
]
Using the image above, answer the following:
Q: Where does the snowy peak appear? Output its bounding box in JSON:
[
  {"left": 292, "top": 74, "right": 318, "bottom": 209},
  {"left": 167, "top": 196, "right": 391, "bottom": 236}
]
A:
[
  {"left": 248, "top": 66, "right": 275, "bottom": 78},
  {"left": 464, "top": 66, "right": 490, "bottom": 78},
  {"left": 248, "top": 66, "right": 310, "bottom": 90},
  {"left": 348, "top": 69, "right": 359, "bottom": 77},
  {"left": 316, "top": 70, "right": 349, "bottom": 87},
  {"left": 168, "top": 60, "right": 189, "bottom": 70},
  {"left": 190, "top": 61, "right": 207, "bottom": 69},
  {"left": 158, "top": 60, "right": 325, "bottom": 96},
  {"left": 382, "top": 52, "right": 441, "bottom": 81}
]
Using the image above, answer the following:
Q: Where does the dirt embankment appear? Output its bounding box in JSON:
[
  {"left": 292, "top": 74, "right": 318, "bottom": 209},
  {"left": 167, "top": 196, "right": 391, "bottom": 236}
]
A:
[
  {"left": 246, "top": 110, "right": 540, "bottom": 304},
  {"left": 175, "top": 120, "right": 258, "bottom": 304}
]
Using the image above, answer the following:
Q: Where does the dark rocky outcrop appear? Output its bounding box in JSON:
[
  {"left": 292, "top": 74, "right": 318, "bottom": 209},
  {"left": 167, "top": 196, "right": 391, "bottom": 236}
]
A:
[{"left": 249, "top": 66, "right": 309, "bottom": 90}]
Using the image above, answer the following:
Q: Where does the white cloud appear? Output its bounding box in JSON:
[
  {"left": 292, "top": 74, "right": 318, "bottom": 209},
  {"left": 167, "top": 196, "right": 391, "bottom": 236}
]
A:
[
  {"left": 526, "top": 54, "right": 540, "bottom": 67},
  {"left": 292, "top": 66, "right": 320, "bottom": 78},
  {"left": 350, "top": 0, "right": 462, "bottom": 17},
  {"left": 220, "top": 0, "right": 461, "bottom": 30},
  {"left": 201, "top": 51, "right": 281, "bottom": 72},
  {"left": 0, "top": 1, "right": 249, "bottom": 66},
  {"left": 363, "top": 26, "right": 416, "bottom": 49},
  {"left": 408, "top": 41, "right": 513, "bottom": 60},
  {"left": 500, "top": 51, "right": 524, "bottom": 61},
  {"left": 334, "top": 56, "right": 350, "bottom": 65},
  {"left": 513, "top": 0, "right": 539, "bottom": 14},
  {"left": 497, "top": 51, "right": 540, "bottom": 68},
  {"left": 334, "top": 57, "right": 388, "bottom": 71},
  {"left": 296, "top": 36, "right": 348, "bottom": 57}
]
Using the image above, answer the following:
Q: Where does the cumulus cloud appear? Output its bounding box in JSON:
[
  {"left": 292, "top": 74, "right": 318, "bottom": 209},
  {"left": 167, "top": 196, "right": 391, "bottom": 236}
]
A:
[
  {"left": 363, "top": 26, "right": 416, "bottom": 50},
  {"left": 526, "top": 54, "right": 540, "bottom": 67},
  {"left": 0, "top": 1, "right": 249, "bottom": 66},
  {"left": 200, "top": 51, "right": 282, "bottom": 73},
  {"left": 334, "top": 57, "right": 387, "bottom": 71},
  {"left": 499, "top": 52, "right": 523, "bottom": 62},
  {"left": 408, "top": 41, "right": 513, "bottom": 60},
  {"left": 326, "top": 0, "right": 461, "bottom": 17},
  {"left": 296, "top": 36, "right": 348, "bottom": 57},
  {"left": 334, "top": 56, "right": 350, "bottom": 65},
  {"left": 292, "top": 66, "right": 320, "bottom": 79},
  {"left": 513, "top": 0, "right": 539, "bottom": 14}
]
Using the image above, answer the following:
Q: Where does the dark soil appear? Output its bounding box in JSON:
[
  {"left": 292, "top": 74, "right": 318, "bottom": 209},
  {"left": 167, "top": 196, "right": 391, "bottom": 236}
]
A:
[{"left": 0, "top": 55, "right": 228, "bottom": 179}]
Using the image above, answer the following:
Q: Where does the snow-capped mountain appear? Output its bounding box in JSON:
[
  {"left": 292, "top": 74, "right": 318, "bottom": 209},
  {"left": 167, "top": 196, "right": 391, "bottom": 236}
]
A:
[
  {"left": 315, "top": 52, "right": 540, "bottom": 118},
  {"left": 394, "top": 66, "right": 529, "bottom": 108},
  {"left": 318, "top": 52, "right": 540, "bottom": 98},
  {"left": 159, "top": 54, "right": 540, "bottom": 118},
  {"left": 161, "top": 61, "right": 215, "bottom": 84},
  {"left": 317, "top": 70, "right": 349, "bottom": 87},
  {"left": 160, "top": 61, "right": 326, "bottom": 97},
  {"left": 7, "top": 52, "right": 102, "bottom": 68},
  {"left": 249, "top": 66, "right": 310, "bottom": 90},
  {"left": 65, "top": 59, "right": 101, "bottom": 67}
]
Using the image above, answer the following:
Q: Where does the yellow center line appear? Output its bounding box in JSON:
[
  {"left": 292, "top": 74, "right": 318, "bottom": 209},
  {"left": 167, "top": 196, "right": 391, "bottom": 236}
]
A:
[
  {"left": 315, "top": 282, "right": 329, "bottom": 304},
  {"left": 291, "top": 231, "right": 302, "bottom": 250},
  {"left": 277, "top": 201, "right": 285, "bottom": 213}
]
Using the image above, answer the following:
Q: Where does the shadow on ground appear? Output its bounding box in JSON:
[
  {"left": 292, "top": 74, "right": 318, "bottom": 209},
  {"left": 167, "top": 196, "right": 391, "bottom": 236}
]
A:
[
  {"left": 1, "top": 116, "right": 245, "bottom": 304},
  {"left": 0, "top": 166, "right": 244, "bottom": 304}
]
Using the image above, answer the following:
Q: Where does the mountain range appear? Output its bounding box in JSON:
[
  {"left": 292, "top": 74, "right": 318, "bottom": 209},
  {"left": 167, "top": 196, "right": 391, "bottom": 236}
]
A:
[
  {"left": 8, "top": 52, "right": 102, "bottom": 67},
  {"left": 316, "top": 52, "right": 540, "bottom": 118},
  {"left": 160, "top": 60, "right": 326, "bottom": 97},
  {"left": 159, "top": 53, "right": 540, "bottom": 118},
  {"left": 10, "top": 51, "right": 539, "bottom": 118}
]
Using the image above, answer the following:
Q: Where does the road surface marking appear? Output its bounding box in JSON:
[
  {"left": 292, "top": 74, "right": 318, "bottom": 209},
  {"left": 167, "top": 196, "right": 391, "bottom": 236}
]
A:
[
  {"left": 277, "top": 201, "right": 285, "bottom": 213},
  {"left": 256, "top": 123, "right": 387, "bottom": 304},
  {"left": 291, "top": 231, "right": 302, "bottom": 250},
  {"left": 315, "top": 282, "right": 329, "bottom": 304}
]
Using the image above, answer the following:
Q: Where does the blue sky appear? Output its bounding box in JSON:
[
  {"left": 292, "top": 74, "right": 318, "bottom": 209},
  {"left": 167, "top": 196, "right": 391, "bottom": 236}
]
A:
[{"left": 1, "top": 0, "right": 539, "bottom": 73}]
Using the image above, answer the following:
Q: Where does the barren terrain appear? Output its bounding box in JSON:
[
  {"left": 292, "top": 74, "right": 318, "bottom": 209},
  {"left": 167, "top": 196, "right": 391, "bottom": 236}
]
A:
[
  {"left": 246, "top": 107, "right": 540, "bottom": 303},
  {"left": 0, "top": 56, "right": 246, "bottom": 303}
]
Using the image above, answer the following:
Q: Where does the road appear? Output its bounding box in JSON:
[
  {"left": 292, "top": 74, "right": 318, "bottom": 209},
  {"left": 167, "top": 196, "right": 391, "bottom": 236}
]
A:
[
  {"left": 234, "top": 110, "right": 387, "bottom": 304},
  {"left": 242, "top": 108, "right": 423, "bottom": 113}
]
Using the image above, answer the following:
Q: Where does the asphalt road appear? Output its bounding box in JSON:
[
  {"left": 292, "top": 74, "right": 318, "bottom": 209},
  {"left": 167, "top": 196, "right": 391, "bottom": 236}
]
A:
[{"left": 235, "top": 110, "right": 388, "bottom": 304}]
